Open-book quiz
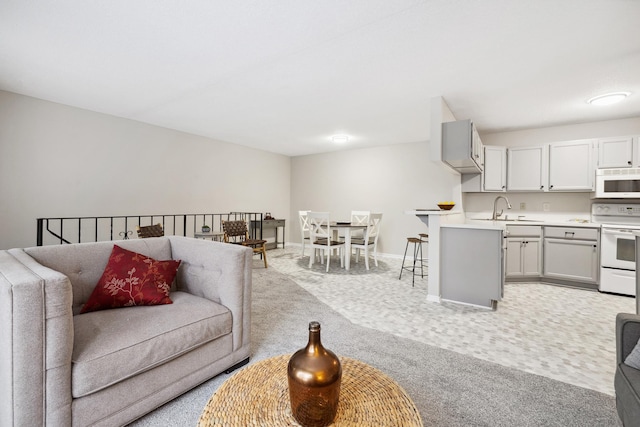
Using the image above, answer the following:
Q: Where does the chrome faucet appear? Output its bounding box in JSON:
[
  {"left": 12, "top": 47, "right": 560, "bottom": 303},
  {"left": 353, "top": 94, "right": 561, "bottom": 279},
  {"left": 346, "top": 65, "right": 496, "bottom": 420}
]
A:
[{"left": 492, "top": 196, "right": 512, "bottom": 220}]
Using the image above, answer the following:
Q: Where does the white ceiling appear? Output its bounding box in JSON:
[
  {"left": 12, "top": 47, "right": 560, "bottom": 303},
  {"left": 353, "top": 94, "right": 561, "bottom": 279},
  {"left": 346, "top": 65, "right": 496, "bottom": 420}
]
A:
[{"left": 1, "top": 0, "right": 639, "bottom": 156}]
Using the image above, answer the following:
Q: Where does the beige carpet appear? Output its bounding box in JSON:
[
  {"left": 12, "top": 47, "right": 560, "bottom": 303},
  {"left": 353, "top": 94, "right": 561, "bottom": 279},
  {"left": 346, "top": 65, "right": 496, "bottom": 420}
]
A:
[{"left": 130, "top": 262, "right": 621, "bottom": 426}]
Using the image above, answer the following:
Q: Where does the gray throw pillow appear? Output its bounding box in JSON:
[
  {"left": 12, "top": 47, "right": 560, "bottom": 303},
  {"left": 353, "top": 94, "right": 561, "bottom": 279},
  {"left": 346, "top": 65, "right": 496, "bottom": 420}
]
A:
[{"left": 625, "top": 337, "right": 640, "bottom": 369}]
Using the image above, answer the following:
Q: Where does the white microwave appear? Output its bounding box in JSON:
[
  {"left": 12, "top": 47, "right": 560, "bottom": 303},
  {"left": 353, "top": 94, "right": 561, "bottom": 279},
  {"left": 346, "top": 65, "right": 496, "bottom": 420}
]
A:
[{"left": 596, "top": 168, "right": 640, "bottom": 198}]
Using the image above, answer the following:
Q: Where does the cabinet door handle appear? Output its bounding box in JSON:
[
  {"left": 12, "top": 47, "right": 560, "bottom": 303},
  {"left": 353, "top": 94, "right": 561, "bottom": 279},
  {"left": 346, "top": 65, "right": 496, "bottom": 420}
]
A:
[
  {"left": 550, "top": 184, "right": 554, "bottom": 189},
  {"left": 565, "top": 232, "right": 575, "bottom": 238},
  {"left": 540, "top": 185, "right": 544, "bottom": 190},
  {"left": 629, "top": 161, "right": 632, "bottom": 165}
]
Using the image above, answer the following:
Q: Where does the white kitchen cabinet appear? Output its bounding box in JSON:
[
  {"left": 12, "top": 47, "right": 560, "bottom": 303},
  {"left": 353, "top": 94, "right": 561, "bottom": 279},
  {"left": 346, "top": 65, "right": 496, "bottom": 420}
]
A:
[
  {"left": 507, "top": 145, "right": 547, "bottom": 191},
  {"left": 633, "top": 136, "right": 640, "bottom": 168},
  {"left": 505, "top": 225, "right": 542, "bottom": 278},
  {"left": 483, "top": 146, "right": 506, "bottom": 192},
  {"left": 548, "top": 140, "right": 595, "bottom": 191},
  {"left": 598, "top": 136, "right": 633, "bottom": 168},
  {"left": 542, "top": 226, "right": 599, "bottom": 284}
]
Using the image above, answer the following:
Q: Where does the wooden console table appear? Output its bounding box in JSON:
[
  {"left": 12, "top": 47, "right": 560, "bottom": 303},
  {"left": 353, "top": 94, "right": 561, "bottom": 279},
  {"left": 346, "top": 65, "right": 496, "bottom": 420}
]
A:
[
  {"left": 193, "top": 231, "right": 225, "bottom": 242},
  {"left": 250, "top": 219, "right": 285, "bottom": 250}
]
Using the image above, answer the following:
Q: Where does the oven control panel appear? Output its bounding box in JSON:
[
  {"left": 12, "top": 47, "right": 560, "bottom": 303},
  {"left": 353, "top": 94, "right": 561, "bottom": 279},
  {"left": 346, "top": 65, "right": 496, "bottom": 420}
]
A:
[{"left": 592, "top": 203, "right": 640, "bottom": 217}]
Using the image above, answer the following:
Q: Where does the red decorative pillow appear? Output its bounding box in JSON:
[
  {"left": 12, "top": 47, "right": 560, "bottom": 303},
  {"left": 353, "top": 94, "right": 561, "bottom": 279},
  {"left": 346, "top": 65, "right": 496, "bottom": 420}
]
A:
[{"left": 80, "top": 245, "right": 181, "bottom": 314}]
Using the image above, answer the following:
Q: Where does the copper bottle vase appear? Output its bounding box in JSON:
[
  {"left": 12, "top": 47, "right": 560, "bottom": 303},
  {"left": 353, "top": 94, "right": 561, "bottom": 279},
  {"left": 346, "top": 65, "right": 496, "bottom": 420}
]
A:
[{"left": 287, "top": 321, "right": 342, "bottom": 427}]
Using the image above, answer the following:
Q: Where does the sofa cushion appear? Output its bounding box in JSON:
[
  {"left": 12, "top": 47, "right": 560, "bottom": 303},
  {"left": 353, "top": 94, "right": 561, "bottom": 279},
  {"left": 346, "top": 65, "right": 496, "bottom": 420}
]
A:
[
  {"left": 625, "top": 337, "right": 640, "bottom": 369},
  {"left": 80, "top": 245, "right": 180, "bottom": 313},
  {"left": 72, "top": 291, "right": 232, "bottom": 398},
  {"left": 23, "top": 238, "right": 174, "bottom": 312}
]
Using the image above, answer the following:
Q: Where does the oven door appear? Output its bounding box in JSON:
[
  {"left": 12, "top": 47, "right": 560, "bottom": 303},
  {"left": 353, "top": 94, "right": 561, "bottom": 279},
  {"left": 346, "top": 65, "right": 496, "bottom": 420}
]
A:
[{"left": 601, "top": 227, "right": 637, "bottom": 270}]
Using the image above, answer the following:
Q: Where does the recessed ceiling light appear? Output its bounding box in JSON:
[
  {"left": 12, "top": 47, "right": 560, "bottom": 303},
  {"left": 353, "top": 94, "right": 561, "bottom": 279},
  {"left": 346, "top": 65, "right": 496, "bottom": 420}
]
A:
[
  {"left": 330, "top": 134, "right": 350, "bottom": 143},
  {"left": 587, "top": 92, "right": 630, "bottom": 106}
]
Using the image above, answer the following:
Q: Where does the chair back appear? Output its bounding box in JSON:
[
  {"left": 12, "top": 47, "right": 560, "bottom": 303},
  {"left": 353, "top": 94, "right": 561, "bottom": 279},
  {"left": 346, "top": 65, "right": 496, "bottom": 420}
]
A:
[
  {"left": 308, "top": 212, "right": 331, "bottom": 243},
  {"left": 299, "top": 211, "right": 311, "bottom": 233},
  {"left": 350, "top": 211, "right": 370, "bottom": 226},
  {"left": 367, "top": 213, "right": 383, "bottom": 242},
  {"left": 222, "top": 220, "right": 249, "bottom": 243},
  {"left": 136, "top": 223, "right": 164, "bottom": 238}
]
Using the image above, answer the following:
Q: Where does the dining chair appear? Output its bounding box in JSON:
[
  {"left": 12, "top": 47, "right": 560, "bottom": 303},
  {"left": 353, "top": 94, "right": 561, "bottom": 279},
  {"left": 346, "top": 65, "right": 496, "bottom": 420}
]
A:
[
  {"left": 222, "top": 220, "right": 268, "bottom": 268},
  {"left": 351, "top": 213, "right": 382, "bottom": 270},
  {"left": 351, "top": 211, "right": 370, "bottom": 226},
  {"left": 349, "top": 210, "right": 370, "bottom": 239},
  {"left": 307, "top": 212, "right": 344, "bottom": 272},
  {"left": 298, "top": 210, "right": 311, "bottom": 256}
]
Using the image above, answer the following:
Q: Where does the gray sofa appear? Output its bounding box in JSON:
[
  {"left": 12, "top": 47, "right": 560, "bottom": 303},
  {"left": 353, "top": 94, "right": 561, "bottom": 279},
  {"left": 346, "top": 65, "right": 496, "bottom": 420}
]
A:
[
  {"left": 615, "top": 312, "right": 640, "bottom": 426},
  {"left": 0, "top": 236, "right": 253, "bottom": 426}
]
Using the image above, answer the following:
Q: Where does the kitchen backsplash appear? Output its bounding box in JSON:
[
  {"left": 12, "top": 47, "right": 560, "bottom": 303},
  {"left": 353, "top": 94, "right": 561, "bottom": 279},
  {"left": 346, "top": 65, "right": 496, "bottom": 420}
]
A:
[{"left": 462, "top": 192, "right": 592, "bottom": 214}]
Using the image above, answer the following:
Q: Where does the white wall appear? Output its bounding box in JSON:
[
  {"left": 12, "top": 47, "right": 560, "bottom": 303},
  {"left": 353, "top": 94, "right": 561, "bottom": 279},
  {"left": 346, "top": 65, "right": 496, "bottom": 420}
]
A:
[
  {"left": 0, "top": 91, "right": 291, "bottom": 250},
  {"left": 290, "top": 141, "right": 460, "bottom": 256},
  {"left": 463, "top": 117, "right": 640, "bottom": 214},
  {"left": 482, "top": 117, "right": 640, "bottom": 147}
]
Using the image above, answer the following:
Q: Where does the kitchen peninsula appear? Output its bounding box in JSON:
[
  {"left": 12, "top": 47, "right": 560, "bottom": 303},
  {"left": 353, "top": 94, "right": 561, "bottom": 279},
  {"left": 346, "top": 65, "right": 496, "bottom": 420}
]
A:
[{"left": 406, "top": 210, "right": 504, "bottom": 309}]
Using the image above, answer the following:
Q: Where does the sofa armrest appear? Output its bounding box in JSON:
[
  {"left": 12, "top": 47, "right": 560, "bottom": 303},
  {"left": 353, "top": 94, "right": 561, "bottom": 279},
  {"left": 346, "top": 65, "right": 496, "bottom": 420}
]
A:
[
  {"left": 167, "top": 236, "right": 252, "bottom": 352},
  {"left": 0, "top": 249, "right": 73, "bottom": 427},
  {"left": 617, "top": 313, "right": 640, "bottom": 365}
]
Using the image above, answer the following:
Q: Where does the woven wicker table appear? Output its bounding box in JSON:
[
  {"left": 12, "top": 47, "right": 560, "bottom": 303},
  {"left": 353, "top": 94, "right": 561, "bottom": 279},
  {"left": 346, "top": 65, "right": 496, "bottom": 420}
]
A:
[{"left": 198, "top": 354, "right": 423, "bottom": 426}]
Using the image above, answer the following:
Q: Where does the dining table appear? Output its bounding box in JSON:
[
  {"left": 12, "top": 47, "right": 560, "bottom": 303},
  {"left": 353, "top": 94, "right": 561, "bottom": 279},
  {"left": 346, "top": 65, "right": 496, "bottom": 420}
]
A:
[{"left": 330, "top": 221, "right": 367, "bottom": 271}]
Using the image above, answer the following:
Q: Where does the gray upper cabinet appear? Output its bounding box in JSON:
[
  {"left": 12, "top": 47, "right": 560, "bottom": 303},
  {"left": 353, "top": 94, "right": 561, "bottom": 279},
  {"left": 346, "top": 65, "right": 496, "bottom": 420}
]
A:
[
  {"left": 507, "top": 145, "right": 548, "bottom": 191},
  {"left": 483, "top": 146, "right": 506, "bottom": 192},
  {"left": 442, "top": 119, "right": 484, "bottom": 173},
  {"left": 456, "top": 130, "right": 633, "bottom": 194},
  {"left": 548, "top": 140, "right": 595, "bottom": 191},
  {"left": 597, "top": 136, "right": 634, "bottom": 168}
]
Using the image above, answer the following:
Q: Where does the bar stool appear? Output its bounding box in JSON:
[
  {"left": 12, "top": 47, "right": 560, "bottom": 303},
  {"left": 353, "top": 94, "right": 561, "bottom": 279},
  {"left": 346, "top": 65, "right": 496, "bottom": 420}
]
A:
[{"left": 399, "top": 234, "right": 428, "bottom": 286}]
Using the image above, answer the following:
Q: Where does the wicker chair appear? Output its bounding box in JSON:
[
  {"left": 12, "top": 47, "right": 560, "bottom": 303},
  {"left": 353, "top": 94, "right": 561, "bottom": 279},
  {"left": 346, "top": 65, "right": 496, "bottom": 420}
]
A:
[
  {"left": 136, "top": 223, "right": 164, "bottom": 238},
  {"left": 222, "top": 220, "right": 268, "bottom": 268}
]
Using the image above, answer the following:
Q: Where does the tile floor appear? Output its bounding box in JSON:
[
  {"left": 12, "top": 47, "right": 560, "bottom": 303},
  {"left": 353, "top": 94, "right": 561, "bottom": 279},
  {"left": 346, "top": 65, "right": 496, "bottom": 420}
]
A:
[{"left": 261, "top": 247, "right": 636, "bottom": 396}]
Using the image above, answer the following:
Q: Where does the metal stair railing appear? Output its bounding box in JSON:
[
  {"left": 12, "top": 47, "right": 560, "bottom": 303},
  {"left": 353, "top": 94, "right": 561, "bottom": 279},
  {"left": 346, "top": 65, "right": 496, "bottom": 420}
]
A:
[{"left": 36, "top": 212, "right": 264, "bottom": 246}]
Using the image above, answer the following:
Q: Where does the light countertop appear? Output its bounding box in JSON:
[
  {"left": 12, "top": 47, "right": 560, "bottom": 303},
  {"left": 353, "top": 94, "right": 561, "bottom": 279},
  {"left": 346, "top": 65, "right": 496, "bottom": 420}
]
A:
[
  {"left": 441, "top": 221, "right": 504, "bottom": 230},
  {"left": 404, "top": 209, "right": 459, "bottom": 216},
  {"left": 463, "top": 218, "right": 600, "bottom": 228},
  {"left": 406, "top": 210, "right": 600, "bottom": 229}
]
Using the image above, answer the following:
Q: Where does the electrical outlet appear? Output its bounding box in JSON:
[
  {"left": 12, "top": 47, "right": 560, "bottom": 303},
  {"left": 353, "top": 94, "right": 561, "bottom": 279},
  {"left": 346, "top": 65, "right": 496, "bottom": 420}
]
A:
[
  {"left": 520, "top": 202, "right": 526, "bottom": 210},
  {"left": 543, "top": 202, "right": 550, "bottom": 212}
]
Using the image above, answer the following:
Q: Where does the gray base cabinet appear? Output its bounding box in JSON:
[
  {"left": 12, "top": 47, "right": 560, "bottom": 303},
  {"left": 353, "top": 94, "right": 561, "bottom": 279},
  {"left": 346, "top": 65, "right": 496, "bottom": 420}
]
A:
[
  {"left": 542, "top": 226, "right": 599, "bottom": 284},
  {"left": 441, "top": 226, "right": 503, "bottom": 309},
  {"left": 505, "top": 225, "right": 542, "bottom": 278},
  {"left": 505, "top": 238, "right": 541, "bottom": 278},
  {"left": 505, "top": 225, "right": 599, "bottom": 288}
]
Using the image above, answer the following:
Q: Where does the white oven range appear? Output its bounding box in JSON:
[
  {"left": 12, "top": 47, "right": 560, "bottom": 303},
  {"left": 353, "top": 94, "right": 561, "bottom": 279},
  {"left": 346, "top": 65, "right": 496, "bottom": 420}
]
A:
[{"left": 592, "top": 203, "right": 640, "bottom": 296}]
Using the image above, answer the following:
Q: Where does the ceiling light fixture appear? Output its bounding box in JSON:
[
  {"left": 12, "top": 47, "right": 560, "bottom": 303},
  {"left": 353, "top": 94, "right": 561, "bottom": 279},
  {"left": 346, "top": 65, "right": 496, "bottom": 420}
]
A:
[
  {"left": 331, "top": 134, "right": 350, "bottom": 143},
  {"left": 587, "top": 92, "right": 630, "bottom": 106}
]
